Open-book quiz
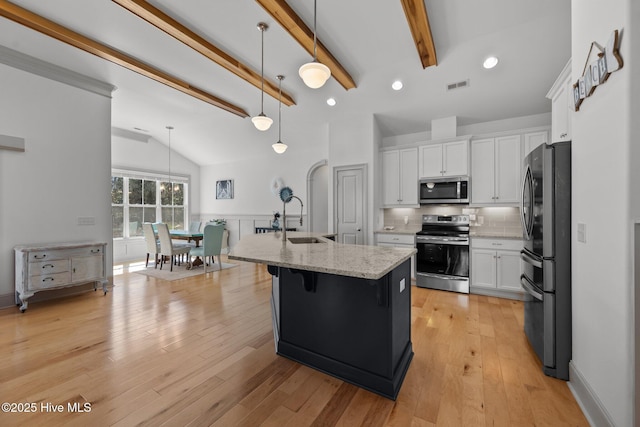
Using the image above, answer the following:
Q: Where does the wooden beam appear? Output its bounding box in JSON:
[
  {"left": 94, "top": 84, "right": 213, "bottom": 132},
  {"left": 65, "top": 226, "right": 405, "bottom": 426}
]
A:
[
  {"left": 112, "top": 0, "right": 295, "bottom": 107},
  {"left": 0, "top": 0, "right": 249, "bottom": 117},
  {"left": 255, "top": 0, "right": 356, "bottom": 91},
  {"left": 401, "top": 0, "right": 437, "bottom": 68}
]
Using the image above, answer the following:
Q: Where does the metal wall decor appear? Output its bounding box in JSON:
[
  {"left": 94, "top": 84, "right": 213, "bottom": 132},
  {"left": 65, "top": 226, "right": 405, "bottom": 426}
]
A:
[
  {"left": 216, "top": 179, "right": 234, "bottom": 199},
  {"left": 573, "top": 29, "right": 623, "bottom": 111}
]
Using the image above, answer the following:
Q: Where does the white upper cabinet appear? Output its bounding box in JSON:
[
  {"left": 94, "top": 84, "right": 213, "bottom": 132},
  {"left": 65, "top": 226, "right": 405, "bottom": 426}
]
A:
[
  {"left": 523, "top": 130, "right": 548, "bottom": 157},
  {"left": 471, "top": 135, "right": 521, "bottom": 205},
  {"left": 419, "top": 139, "right": 468, "bottom": 178},
  {"left": 382, "top": 147, "right": 418, "bottom": 207},
  {"left": 546, "top": 59, "right": 572, "bottom": 142}
]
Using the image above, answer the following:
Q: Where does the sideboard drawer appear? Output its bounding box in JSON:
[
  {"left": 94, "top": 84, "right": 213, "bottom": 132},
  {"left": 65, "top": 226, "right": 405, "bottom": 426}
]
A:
[
  {"left": 29, "top": 260, "right": 69, "bottom": 276},
  {"left": 29, "top": 272, "right": 72, "bottom": 290}
]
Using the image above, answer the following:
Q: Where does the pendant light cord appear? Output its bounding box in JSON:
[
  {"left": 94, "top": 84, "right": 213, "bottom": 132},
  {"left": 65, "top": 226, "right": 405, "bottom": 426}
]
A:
[
  {"left": 278, "top": 77, "right": 282, "bottom": 141},
  {"left": 260, "top": 25, "right": 265, "bottom": 114},
  {"left": 313, "top": 0, "right": 317, "bottom": 61}
]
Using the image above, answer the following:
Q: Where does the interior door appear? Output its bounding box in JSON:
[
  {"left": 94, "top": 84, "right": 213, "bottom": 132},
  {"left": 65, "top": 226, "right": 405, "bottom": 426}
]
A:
[{"left": 335, "top": 166, "right": 365, "bottom": 245}]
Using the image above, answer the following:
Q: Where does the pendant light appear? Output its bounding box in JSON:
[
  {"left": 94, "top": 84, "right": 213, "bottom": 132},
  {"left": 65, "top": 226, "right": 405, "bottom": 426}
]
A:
[
  {"left": 299, "top": 0, "right": 331, "bottom": 89},
  {"left": 252, "top": 23, "right": 273, "bottom": 131},
  {"left": 272, "top": 75, "right": 288, "bottom": 154}
]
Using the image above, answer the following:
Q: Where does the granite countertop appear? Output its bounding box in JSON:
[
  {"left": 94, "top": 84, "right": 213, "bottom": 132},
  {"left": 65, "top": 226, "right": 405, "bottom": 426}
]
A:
[
  {"left": 229, "top": 231, "right": 415, "bottom": 280},
  {"left": 374, "top": 226, "right": 421, "bottom": 235}
]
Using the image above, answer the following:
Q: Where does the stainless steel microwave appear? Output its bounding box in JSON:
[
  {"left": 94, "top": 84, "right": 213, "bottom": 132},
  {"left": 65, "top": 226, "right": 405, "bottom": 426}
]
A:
[{"left": 419, "top": 177, "right": 469, "bottom": 204}]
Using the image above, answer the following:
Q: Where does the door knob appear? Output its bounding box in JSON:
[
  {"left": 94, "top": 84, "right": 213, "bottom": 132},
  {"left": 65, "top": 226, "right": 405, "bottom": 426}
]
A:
[{"left": 357, "top": 228, "right": 361, "bottom": 231}]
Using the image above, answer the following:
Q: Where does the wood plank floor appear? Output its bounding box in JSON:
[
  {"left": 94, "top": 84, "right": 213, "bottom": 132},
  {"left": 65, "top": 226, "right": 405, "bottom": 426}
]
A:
[{"left": 0, "top": 257, "right": 589, "bottom": 426}]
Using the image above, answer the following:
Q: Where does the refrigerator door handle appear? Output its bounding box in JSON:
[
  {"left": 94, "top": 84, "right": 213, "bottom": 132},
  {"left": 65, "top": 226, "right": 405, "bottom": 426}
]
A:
[
  {"left": 520, "top": 249, "right": 543, "bottom": 269},
  {"left": 520, "top": 164, "right": 534, "bottom": 240},
  {"left": 520, "top": 274, "right": 543, "bottom": 300}
]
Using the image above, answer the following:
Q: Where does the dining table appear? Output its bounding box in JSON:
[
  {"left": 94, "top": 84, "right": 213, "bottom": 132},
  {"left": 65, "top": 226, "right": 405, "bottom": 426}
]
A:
[{"left": 169, "top": 230, "right": 204, "bottom": 266}]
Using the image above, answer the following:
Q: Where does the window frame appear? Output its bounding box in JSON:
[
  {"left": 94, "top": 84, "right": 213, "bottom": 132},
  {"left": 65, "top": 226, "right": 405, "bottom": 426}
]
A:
[{"left": 111, "top": 168, "right": 190, "bottom": 240}]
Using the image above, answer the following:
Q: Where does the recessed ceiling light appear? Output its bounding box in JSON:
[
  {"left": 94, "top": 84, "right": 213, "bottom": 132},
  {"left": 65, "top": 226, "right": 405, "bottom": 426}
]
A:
[
  {"left": 483, "top": 56, "right": 499, "bottom": 69},
  {"left": 326, "top": 97, "right": 336, "bottom": 106},
  {"left": 392, "top": 80, "right": 403, "bottom": 91}
]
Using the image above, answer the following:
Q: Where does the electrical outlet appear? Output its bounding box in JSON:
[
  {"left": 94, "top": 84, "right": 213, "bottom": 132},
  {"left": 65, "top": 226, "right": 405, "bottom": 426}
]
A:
[{"left": 400, "top": 278, "right": 406, "bottom": 293}]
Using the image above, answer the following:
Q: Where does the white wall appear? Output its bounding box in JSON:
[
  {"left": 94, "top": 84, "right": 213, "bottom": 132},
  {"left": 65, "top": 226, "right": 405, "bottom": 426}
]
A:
[
  {"left": 199, "top": 126, "right": 327, "bottom": 247},
  {"left": 327, "top": 113, "right": 380, "bottom": 244},
  {"left": 111, "top": 134, "right": 201, "bottom": 262},
  {"left": 571, "top": 1, "right": 633, "bottom": 425},
  {"left": 0, "top": 63, "right": 113, "bottom": 304}
]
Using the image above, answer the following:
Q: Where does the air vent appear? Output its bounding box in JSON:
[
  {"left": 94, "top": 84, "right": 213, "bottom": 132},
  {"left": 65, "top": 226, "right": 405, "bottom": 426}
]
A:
[{"left": 446, "top": 79, "right": 470, "bottom": 91}]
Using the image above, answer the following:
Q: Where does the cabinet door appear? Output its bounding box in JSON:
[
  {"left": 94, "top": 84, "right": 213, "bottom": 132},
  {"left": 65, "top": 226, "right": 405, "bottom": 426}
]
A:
[
  {"left": 494, "top": 135, "right": 521, "bottom": 204},
  {"left": 471, "top": 249, "right": 497, "bottom": 288},
  {"left": 470, "top": 138, "right": 495, "bottom": 204},
  {"left": 442, "top": 140, "right": 468, "bottom": 176},
  {"left": 382, "top": 150, "right": 400, "bottom": 206},
  {"left": 71, "top": 255, "right": 104, "bottom": 282},
  {"left": 524, "top": 131, "right": 548, "bottom": 157},
  {"left": 419, "top": 144, "right": 443, "bottom": 178},
  {"left": 551, "top": 77, "right": 572, "bottom": 142},
  {"left": 496, "top": 251, "right": 522, "bottom": 292},
  {"left": 399, "top": 148, "right": 418, "bottom": 205}
]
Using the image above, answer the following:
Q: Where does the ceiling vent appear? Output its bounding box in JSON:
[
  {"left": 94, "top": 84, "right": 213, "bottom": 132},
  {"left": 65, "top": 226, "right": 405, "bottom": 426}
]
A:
[{"left": 446, "top": 79, "right": 470, "bottom": 91}]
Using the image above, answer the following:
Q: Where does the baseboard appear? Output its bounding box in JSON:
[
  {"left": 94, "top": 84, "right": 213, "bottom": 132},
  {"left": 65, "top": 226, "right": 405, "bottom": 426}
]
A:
[
  {"left": 469, "top": 286, "right": 525, "bottom": 301},
  {"left": 0, "top": 292, "right": 16, "bottom": 309},
  {"left": 568, "top": 361, "right": 615, "bottom": 427}
]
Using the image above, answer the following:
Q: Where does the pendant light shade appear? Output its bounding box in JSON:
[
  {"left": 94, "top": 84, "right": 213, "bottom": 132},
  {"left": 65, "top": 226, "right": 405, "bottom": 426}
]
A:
[
  {"left": 272, "top": 75, "right": 288, "bottom": 154},
  {"left": 252, "top": 114, "right": 273, "bottom": 131},
  {"left": 300, "top": 0, "right": 331, "bottom": 89},
  {"left": 299, "top": 61, "right": 331, "bottom": 89},
  {"left": 252, "top": 22, "right": 272, "bottom": 131}
]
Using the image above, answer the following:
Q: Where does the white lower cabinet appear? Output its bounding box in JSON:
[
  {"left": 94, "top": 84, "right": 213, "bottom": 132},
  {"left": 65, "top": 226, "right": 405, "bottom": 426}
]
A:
[
  {"left": 470, "top": 238, "right": 523, "bottom": 299},
  {"left": 376, "top": 233, "right": 415, "bottom": 280}
]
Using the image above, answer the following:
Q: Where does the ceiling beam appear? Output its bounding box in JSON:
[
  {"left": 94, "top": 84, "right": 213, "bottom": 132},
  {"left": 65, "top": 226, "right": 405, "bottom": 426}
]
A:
[
  {"left": 255, "top": 0, "right": 356, "bottom": 91},
  {"left": 401, "top": 0, "right": 437, "bottom": 68},
  {"left": 0, "top": 0, "right": 248, "bottom": 117},
  {"left": 112, "top": 0, "right": 296, "bottom": 107}
]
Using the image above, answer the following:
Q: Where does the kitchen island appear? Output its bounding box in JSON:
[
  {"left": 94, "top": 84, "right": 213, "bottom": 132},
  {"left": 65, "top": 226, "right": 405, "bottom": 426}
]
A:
[{"left": 229, "top": 232, "right": 415, "bottom": 399}]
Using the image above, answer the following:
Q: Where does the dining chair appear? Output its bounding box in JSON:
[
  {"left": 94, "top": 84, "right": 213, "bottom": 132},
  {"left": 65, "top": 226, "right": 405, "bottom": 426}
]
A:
[
  {"left": 189, "top": 221, "right": 202, "bottom": 233},
  {"left": 142, "top": 222, "right": 160, "bottom": 268},
  {"left": 190, "top": 223, "right": 225, "bottom": 273},
  {"left": 157, "top": 223, "right": 191, "bottom": 271}
]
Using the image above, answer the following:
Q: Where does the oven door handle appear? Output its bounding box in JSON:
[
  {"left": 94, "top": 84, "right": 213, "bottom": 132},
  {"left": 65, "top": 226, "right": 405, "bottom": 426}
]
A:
[
  {"left": 520, "top": 274, "right": 543, "bottom": 301},
  {"left": 520, "top": 249, "right": 543, "bottom": 268},
  {"left": 416, "top": 236, "right": 469, "bottom": 245}
]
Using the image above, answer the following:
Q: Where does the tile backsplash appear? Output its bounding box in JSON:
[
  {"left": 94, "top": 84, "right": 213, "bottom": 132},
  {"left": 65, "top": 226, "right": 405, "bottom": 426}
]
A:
[{"left": 383, "top": 206, "right": 522, "bottom": 237}]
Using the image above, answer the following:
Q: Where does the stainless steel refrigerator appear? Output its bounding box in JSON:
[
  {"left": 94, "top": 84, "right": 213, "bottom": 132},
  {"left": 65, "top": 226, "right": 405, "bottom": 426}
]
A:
[{"left": 520, "top": 141, "right": 571, "bottom": 380}]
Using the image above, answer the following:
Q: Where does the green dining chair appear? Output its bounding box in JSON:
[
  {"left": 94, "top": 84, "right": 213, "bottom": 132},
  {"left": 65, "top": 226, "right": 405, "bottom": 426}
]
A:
[{"left": 190, "top": 223, "right": 225, "bottom": 273}]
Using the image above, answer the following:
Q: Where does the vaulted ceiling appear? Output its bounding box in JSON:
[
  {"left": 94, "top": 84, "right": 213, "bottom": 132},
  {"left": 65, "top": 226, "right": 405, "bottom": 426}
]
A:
[{"left": 0, "top": 0, "right": 571, "bottom": 166}]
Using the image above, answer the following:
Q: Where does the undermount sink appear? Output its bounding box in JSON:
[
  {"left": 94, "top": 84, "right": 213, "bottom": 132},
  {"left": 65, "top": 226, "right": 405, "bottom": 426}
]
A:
[{"left": 288, "top": 237, "right": 326, "bottom": 244}]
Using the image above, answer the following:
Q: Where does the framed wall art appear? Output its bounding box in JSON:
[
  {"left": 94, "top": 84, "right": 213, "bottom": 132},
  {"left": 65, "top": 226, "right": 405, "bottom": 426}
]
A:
[{"left": 216, "top": 179, "right": 234, "bottom": 200}]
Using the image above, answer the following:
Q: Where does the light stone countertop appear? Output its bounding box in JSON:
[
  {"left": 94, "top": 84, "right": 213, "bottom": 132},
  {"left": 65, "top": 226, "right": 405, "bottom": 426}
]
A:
[
  {"left": 229, "top": 231, "right": 416, "bottom": 280},
  {"left": 374, "top": 226, "right": 421, "bottom": 235},
  {"left": 469, "top": 233, "right": 523, "bottom": 240}
]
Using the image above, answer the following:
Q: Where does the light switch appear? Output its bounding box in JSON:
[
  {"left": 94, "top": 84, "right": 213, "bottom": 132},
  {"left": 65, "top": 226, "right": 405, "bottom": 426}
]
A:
[
  {"left": 400, "top": 278, "right": 406, "bottom": 293},
  {"left": 577, "top": 223, "right": 586, "bottom": 243}
]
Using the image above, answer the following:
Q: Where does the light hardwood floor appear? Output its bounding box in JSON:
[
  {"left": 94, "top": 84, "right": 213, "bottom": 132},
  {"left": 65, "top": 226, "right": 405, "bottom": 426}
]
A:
[{"left": 0, "top": 257, "right": 588, "bottom": 426}]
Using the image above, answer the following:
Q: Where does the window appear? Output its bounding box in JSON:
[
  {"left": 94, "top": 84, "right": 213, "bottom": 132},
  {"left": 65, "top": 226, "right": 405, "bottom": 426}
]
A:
[{"left": 111, "top": 170, "right": 189, "bottom": 239}]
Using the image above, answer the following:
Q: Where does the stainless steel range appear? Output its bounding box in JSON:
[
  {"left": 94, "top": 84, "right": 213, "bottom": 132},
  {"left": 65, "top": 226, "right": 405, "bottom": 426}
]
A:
[{"left": 415, "top": 214, "right": 470, "bottom": 293}]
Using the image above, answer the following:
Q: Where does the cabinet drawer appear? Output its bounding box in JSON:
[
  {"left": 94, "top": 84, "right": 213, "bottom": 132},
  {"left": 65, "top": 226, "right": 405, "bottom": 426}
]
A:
[
  {"left": 29, "top": 260, "right": 69, "bottom": 276},
  {"left": 376, "top": 234, "right": 415, "bottom": 245},
  {"left": 28, "top": 272, "right": 72, "bottom": 290},
  {"left": 28, "top": 250, "right": 66, "bottom": 262},
  {"left": 471, "top": 238, "right": 522, "bottom": 251}
]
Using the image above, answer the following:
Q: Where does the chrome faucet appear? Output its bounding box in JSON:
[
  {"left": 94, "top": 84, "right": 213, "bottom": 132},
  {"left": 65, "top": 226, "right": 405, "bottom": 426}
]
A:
[{"left": 282, "top": 195, "right": 303, "bottom": 242}]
